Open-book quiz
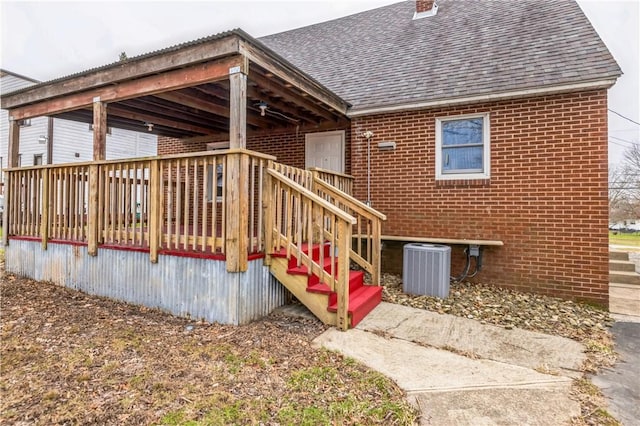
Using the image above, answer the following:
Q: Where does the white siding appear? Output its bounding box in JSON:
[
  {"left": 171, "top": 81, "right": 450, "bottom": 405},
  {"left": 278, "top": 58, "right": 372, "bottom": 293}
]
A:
[
  {"left": 0, "top": 74, "right": 35, "bottom": 94},
  {"left": 1, "top": 72, "right": 157, "bottom": 189},
  {"left": 51, "top": 120, "right": 158, "bottom": 163}
]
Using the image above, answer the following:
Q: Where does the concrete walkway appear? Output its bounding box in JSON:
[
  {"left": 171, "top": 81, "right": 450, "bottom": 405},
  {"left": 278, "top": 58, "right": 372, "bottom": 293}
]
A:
[
  {"left": 591, "top": 318, "right": 640, "bottom": 426},
  {"left": 312, "top": 302, "right": 586, "bottom": 425}
]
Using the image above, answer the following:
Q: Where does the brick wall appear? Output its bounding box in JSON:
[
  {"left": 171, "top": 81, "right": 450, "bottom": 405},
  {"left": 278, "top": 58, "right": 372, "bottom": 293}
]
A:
[
  {"left": 351, "top": 90, "right": 609, "bottom": 305},
  {"left": 158, "top": 126, "right": 351, "bottom": 173}
]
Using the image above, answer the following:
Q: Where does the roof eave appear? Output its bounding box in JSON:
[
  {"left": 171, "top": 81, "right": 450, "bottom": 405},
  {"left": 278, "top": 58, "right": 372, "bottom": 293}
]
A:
[
  {"left": 347, "top": 78, "right": 620, "bottom": 117},
  {"left": 1, "top": 28, "right": 349, "bottom": 116}
]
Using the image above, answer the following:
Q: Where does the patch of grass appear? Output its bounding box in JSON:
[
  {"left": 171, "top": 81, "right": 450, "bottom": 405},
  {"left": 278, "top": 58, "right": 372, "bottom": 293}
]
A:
[
  {"left": 609, "top": 231, "right": 640, "bottom": 247},
  {"left": 2, "top": 276, "right": 417, "bottom": 425},
  {"left": 570, "top": 378, "right": 621, "bottom": 425}
]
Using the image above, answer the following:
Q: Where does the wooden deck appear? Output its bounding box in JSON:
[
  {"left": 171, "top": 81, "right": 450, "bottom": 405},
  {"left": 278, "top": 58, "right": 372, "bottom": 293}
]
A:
[{"left": 3, "top": 149, "right": 384, "bottom": 329}]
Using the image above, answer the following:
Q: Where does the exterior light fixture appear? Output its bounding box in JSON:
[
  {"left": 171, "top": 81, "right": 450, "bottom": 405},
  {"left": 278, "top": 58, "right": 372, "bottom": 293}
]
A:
[
  {"left": 258, "top": 102, "right": 268, "bottom": 117},
  {"left": 38, "top": 135, "right": 47, "bottom": 144}
]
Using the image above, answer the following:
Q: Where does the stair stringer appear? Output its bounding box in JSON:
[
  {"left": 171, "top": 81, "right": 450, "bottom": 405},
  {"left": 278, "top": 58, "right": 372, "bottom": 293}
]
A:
[{"left": 269, "top": 257, "right": 337, "bottom": 326}]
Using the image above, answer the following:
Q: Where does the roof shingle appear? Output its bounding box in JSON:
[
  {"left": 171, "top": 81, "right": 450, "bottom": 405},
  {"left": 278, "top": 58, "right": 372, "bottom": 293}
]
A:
[{"left": 260, "top": 0, "right": 621, "bottom": 112}]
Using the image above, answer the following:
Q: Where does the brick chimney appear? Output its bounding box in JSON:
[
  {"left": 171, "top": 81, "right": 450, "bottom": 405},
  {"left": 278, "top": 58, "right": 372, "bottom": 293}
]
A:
[
  {"left": 414, "top": 0, "right": 438, "bottom": 18},
  {"left": 416, "top": 0, "right": 436, "bottom": 13}
]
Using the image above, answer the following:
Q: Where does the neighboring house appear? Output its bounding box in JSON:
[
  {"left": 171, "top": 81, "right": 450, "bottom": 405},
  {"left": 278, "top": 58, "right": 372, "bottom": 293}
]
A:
[
  {"left": 0, "top": 0, "right": 621, "bottom": 326},
  {"left": 0, "top": 69, "right": 157, "bottom": 193}
]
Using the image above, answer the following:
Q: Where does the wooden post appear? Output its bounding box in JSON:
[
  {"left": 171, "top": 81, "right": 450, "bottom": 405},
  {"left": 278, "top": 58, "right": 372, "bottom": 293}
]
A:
[
  {"left": 262, "top": 160, "right": 274, "bottom": 266},
  {"left": 87, "top": 164, "right": 99, "bottom": 256},
  {"left": 225, "top": 152, "right": 249, "bottom": 272},
  {"left": 46, "top": 117, "right": 54, "bottom": 165},
  {"left": 93, "top": 99, "right": 107, "bottom": 161},
  {"left": 3, "top": 118, "right": 20, "bottom": 246},
  {"left": 149, "top": 159, "right": 160, "bottom": 263},
  {"left": 337, "top": 220, "right": 350, "bottom": 331},
  {"left": 8, "top": 118, "right": 20, "bottom": 168},
  {"left": 229, "top": 67, "right": 247, "bottom": 149},
  {"left": 2, "top": 172, "right": 10, "bottom": 247},
  {"left": 371, "top": 218, "right": 381, "bottom": 285},
  {"left": 40, "top": 169, "right": 50, "bottom": 250}
]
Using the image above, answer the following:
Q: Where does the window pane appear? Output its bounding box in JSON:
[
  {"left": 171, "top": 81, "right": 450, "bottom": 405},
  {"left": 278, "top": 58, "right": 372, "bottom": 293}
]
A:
[
  {"left": 442, "top": 146, "right": 483, "bottom": 172},
  {"left": 442, "top": 118, "right": 483, "bottom": 146}
]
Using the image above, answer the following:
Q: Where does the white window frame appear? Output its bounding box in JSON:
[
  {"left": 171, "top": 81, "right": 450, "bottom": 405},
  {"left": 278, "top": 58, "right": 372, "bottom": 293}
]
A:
[{"left": 435, "top": 112, "right": 490, "bottom": 180}]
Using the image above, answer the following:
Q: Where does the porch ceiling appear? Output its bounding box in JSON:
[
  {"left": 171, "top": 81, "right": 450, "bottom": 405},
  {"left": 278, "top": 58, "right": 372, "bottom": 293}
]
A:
[{"left": 1, "top": 30, "right": 350, "bottom": 139}]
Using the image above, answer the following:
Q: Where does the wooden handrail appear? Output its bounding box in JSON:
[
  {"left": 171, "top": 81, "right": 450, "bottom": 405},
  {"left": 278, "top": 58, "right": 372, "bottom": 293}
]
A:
[
  {"left": 312, "top": 176, "right": 386, "bottom": 285},
  {"left": 266, "top": 169, "right": 356, "bottom": 224},
  {"left": 265, "top": 168, "right": 354, "bottom": 330},
  {"left": 310, "top": 167, "right": 354, "bottom": 196},
  {"left": 2, "top": 148, "right": 277, "bottom": 172},
  {"left": 308, "top": 167, "right": 354, "bottom": 181},
  {"left": 313, "top": 178, "right": 387, "bottom": 221}
]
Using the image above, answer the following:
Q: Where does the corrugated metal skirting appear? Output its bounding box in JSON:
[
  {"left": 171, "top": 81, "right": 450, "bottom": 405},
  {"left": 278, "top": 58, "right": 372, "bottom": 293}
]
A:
[{"left": 5, "top": 240, "right": 287, "bottom": 325}]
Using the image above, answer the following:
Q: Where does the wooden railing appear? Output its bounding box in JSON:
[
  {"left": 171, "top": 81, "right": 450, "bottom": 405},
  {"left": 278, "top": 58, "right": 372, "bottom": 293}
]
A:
[
  {"left": 313, "top": 177, "right": 386, "bottom": 285},
  {"left": 3, "top": 149, "right": 273, "bottom": 272},
  {"left": 263, "top": 166, "right": 356, "bottom": 330},
  {"left": 2, "top": 150, "right": 382, "bottom": 289},
  {"left": 270, "top": 162, "right": 313, "bottom": 188},
  {"left": 310, "top": 167, "right": 354, "bottom": 196}
]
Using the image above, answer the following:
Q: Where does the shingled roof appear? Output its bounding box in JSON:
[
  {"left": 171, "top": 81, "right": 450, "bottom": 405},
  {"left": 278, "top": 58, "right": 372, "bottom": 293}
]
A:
[{"left": 261, "top": 0, "right": 621, "bottom": 114}]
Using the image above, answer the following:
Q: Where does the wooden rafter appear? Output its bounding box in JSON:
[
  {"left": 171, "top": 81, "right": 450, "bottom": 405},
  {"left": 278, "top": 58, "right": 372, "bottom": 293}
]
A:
[{"left": 9, "top": 55, "right": 244, "bottom": 121}]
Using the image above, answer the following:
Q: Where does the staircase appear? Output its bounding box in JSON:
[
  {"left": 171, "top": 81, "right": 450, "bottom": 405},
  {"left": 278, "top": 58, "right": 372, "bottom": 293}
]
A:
[
  {"left": 264, "top": 165, "right": 386, "bottom": 330},
  {"left": 270, "top": 243, "right": 382, "bottom": 328},
  {"left": 609, "top": 250, "right": 640, "bottom": 316}
]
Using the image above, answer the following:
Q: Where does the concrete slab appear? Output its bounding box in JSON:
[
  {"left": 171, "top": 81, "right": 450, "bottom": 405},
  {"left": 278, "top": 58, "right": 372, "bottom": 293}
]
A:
[
  {"left": 591, "top": 321, "right": 640, "bottom": 426},
  {"left": 357, "top": 302, "right": 586, "bottom": 377},
  {"left": 313, "top": 328, "right": 571, "bottom": 393},
  {"left": 410, "top": 387, "right": 580, "bottom": 426}
]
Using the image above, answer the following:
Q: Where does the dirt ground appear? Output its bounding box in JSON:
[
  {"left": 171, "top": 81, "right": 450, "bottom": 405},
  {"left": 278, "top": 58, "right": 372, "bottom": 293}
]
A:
[{"left": 0, "top": 271, "right": 416, "bottom": 425}]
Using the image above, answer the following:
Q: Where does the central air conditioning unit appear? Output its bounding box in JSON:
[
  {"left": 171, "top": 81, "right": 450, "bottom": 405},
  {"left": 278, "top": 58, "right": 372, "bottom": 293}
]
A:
[{"left": 402, "top": 243, "right": 451, "bottom": 298}]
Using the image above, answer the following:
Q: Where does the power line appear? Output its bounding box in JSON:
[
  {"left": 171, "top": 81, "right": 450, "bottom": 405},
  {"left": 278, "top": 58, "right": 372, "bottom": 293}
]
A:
[
  {"left": 610, "top": 135, "right": 639, "bottom": 145},
  {"left": 610, "top": 140, "right": 633, "bottom": 148},
  {"left": 608, "top": 109, "right": 640, "bottom": 126}
]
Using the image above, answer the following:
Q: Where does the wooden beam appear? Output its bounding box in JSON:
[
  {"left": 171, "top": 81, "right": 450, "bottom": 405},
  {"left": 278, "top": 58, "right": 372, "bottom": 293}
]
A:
[
  {"left": 120, "top": 98, "right": 229, "bottom": 129},
  {"left": 154, "top": 88, "right": 270, "bottom": 128},
  {"left": 93, "top": 100, "right": 107, "bottom": 161},
  {"left": 46, "top": 117, "right": 54, "bottom": 165},
  {"left": 239, "top": 40, "right": 349, "bottom": 115},
  {"left": 247, "top": 85, "right": 317, "bottom": 124},
  {"left": 1, "top": 35, "right": 240, "bottom": 110},
  {"left": 249, "top": 72, "right": 336, "bottom": 122},
  {"left": 7, "top": 118, "right": 20, "bottom": 168},
  {"left": 229, "top": 69, "right": 247, "bottom": 149},
  {"left": 10, "top": 55, "right": 244, "bottom": 121},
  {"left": 108, "top": 104, "right": 215, "bottom": 135}
]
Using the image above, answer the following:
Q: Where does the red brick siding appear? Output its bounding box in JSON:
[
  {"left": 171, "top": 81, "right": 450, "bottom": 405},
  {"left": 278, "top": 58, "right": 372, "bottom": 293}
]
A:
[
  {"left": 351, "top": 90, "right": 609, "bottom": 305},
  {"left": 158, "top": 126, "right": 351, "bottom": 174}
]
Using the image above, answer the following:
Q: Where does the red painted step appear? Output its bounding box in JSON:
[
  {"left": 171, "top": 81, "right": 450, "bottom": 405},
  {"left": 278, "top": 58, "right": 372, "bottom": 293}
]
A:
[
  {"left": 328, "top": 285, "right": 383, "bottom": 328},
  {"left": 307, "top": 270, "right": 364, "bottom": 295},
  {"left": 272, "top": 243, "right": 381, "bottom": 328}
]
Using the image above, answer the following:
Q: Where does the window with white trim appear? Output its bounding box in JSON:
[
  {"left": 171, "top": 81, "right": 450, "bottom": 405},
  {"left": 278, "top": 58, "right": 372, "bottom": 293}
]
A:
[{"left": 435, "top": 113, "right": 490, "bottom": 180}]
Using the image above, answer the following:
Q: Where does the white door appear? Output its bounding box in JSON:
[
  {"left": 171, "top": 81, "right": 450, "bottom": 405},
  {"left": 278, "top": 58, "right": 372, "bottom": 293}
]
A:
[{"left": 305, "top": 130, "right": 345, "bottom": 173}]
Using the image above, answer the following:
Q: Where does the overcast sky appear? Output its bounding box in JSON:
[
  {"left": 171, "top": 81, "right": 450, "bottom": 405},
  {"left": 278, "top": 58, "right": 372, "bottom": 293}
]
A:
[{"left": 1, "top": 0, "right": 638, "bottom": 165}]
